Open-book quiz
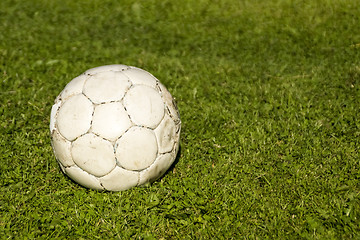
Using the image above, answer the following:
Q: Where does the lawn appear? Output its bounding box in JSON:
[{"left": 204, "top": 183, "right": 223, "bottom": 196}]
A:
[{"left": 1, "top": 0, "right": 359, "bottom": 238}]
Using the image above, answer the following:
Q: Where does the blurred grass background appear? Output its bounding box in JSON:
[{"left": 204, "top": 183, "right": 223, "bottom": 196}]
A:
[{"left": 1, "top": 0, "right": 359, "bottom": 238}]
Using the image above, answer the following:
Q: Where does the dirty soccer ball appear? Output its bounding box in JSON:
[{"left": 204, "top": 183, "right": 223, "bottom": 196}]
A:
[{"left": 50, "top": 65, "right": 181, "bottom": 191}]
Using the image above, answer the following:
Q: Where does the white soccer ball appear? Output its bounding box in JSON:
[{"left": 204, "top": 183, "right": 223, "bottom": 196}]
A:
[{"left": 50, "top": 65, "right": 181, "bottom": 191}]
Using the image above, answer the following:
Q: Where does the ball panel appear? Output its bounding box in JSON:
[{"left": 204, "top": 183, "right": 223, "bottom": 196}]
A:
[
  {"left": 157, "top": 82, "right": 180, "bottom": 123},
  {"left": 115, "top": 127, "right": 158, "bottom": 171},
  {"left": 174, "top": 128, "right": 181, "bottom": 154},
  {"left": 65, "top": 166, "right": 104, "bottom": 190},
  {"left": 58, "top": 161, "right": 66, "bottom": 173},
  {"left": 154, "top": 113, "right": 176, "bottom": 153},
  {"left": 51, "top": 130, "right": 74, "bottom": 167},
  {"left": 56, "top": 94, "right": 93, "bottom": 141},
  {"left": 99, "top": 166, "right": 139, "bottom": 191},
  {"left": 83, "top": 71, "right": 131, "bottom": 104},
  {"left": 84, "top": 64, "right": 130, "bottom": 75},
  {"left": 91, "top": 102, "right": 132, "bottom": 142},
  {"left": 125, "top": 67, "right": 157, "bottom": 88},
  {"left": 71, "top": 133, "right": 116, "bottom": 177},
  {"left": 60, "top": 74, "right": 89, "bottom": 101},
  {"left": 50, "top": 100, "right": 61, "bottom": 133},
  {"left": 139, "top": 152, "right": 174, "bottom": 185},
  {"left": 124, "top": 85, "right": 164, "bottom": 129}
]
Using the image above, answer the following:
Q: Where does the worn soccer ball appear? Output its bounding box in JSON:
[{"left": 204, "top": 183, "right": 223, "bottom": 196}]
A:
[{"left": 50, "top": 65, "right": 181, "bottom": 191}]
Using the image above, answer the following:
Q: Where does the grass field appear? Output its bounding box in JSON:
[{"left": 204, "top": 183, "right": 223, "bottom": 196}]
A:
[{"left": 1, "top": 0, "right": 360, "bottom": 238}]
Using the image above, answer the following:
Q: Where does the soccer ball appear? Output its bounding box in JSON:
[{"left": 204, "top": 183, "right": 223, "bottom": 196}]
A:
[{"left": 50, "top": 65, "right": 181, "bottom": 191}]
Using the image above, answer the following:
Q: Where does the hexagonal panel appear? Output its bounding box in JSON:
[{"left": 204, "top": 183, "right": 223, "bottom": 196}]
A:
[
  {"left": 83, "top": 71, "right": 131, "bottom": 104},
  {"left": 91, "top": 102, "right": 132, "bottom": 142},
  {"left": 115, "top": 126, "right": 158, "bottom": 171},
  {"left": 71, "top": 133, "right": 116, "bottom": 177},
  {"left": 60, "top": 74, "right": 89, "bottom": 101},
  {"left": 124, "top": 85, "right": 164, "bottom": 129},
  {"left": 157, "top": 82, "right": 180, "bottom": 123},
  {"left": 65, "top": 165, "right": 104, "bottom": 190},
  {"left": 99, "top": 166, "right": 139, "bottom": 191},
  {"left": 50, "top": 100, "right": 61, "bottom": 133},
  {"left": 56, "top": 94, "right": 93, "bottom": 141},
  {"left": 51, "top": 130, "right": 74, "bottom": 167},
  {"left": 139, "top": 152, "right": 174, "bottom": 185},
  {"left": 124, "top": 67, "right": 157, "bottom": 88},
  {"left": 84, "top": 64, "right": 130, "bottom": 75},
  {"left": 154, "top": 113, "right": 176, "bottom": 153}
]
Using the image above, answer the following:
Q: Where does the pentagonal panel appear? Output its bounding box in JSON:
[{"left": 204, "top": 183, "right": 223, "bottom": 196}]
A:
[
  {"left": 154, "top": 113, "right": 177, "bottom": 153},
  {"left": 92, "top": 102, "right": 132, "bottom": 142},
  {"left": 65, "top": 166, "right": 104, "bottom": 190},
  {"left": 157, "top": 82, "right": 181, "bottom": 123},
  {"left": 71, "top": 133, "right": 116, "bottom": 177},
  {"left": 139, "top": 152, "right": 174, "bottom": 185},
  {"left": 124, "top": 85, "right": 164, "bottom": 129},
  {"left": 56, "top": 94, "right": 93, "bottom": 141},
  {"left": 124, "top": 67, "right": 157, "bottom": 88},
  {"left": 84, "top": 64, "right": 130, "bottom": 75},
  {"left": 51, "top": 130, "right": 74, "bottom": 167},
  {"left": 50, "top": 100, "right": 61, "bottom": 133},
  {"left": 83, "top": 71, "right": 131, "bottom": 104},
  {"left": 99, "top": 166, "right": 139, "bottom": 191},
  {"left": 60, "top": 74, "right": 89, "bottom": 101},
  {"left": 115, "top": 127, "right": 158, "bottom": 171}
]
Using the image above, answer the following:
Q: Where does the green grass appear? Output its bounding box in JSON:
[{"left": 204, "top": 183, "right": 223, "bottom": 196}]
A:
[{"left": 1, "top": 0, "right": 360, "bottom": 238}]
